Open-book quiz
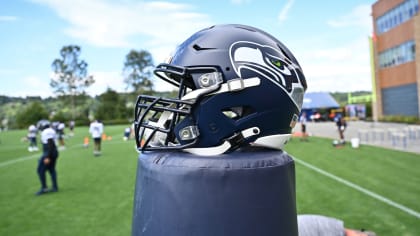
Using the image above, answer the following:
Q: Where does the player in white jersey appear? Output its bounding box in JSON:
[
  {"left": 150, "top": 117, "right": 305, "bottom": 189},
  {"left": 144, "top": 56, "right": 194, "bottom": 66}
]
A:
[{"left": 89, "top": 119, "right": 104, "bottom": 156}]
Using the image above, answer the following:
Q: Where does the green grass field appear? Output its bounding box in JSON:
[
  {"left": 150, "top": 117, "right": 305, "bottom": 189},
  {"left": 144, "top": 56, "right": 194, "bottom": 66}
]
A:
[{"left": 0, "top": 126, "right": 419, "bottom": 235}]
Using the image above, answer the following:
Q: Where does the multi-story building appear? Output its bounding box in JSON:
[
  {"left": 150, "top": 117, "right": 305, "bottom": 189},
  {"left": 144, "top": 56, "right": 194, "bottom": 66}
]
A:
[{"left": 371, "top": 0, "right": 419, "bottom": 118}]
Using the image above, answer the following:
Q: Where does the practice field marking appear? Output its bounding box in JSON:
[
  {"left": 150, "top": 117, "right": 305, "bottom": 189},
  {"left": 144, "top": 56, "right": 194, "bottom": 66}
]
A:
[
  {"left": 294, "top": 157, "right": 420, "bottom": 219},
  {"left": 0, "top": 143, "right": 87, "bottom": 168},
  {"left": 0, "top": 139, "right": 132, "bottom": 168},
  {"left": 0, "top": 154, "right": 39, "bottom": 168}
]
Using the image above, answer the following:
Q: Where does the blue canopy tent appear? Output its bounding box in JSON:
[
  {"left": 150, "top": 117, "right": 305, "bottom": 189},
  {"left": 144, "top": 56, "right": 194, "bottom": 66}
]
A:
[
  {"left": 301, "top": 92, "right": 340, "bottom": 121},
  {"left": 302, "top": 92, "right": 339, "bottom": 110}
]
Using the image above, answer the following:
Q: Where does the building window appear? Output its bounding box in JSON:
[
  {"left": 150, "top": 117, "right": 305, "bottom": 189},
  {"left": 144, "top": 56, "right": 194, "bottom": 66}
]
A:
[
  {"left": 378, "top": 40, "right": 416, "bottom": 68},
  {"left": 375, "top": 0, "right": 419, "bottom": 35}
]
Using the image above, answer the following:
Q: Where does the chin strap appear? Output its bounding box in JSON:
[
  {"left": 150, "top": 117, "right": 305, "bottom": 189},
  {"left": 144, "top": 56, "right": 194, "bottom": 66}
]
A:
[{"left": 184, "top": 127, "right": 260, "bottom": 156}]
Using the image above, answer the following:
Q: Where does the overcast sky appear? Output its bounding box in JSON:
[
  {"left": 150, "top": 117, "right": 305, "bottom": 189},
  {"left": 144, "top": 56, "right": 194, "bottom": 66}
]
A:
[{"left": 0, "top": 0, "right": 376, "bottom": 98}]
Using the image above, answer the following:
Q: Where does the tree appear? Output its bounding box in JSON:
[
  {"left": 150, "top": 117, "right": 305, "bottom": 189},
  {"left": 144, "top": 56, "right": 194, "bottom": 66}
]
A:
[
  {"left": 15, "top": 102, "right": 49, "bottom": 129},
  {"left": 122, "top": 49, "right": 154, "bottom": 94},
  {"left": 50, "top": 45, "right": 95, "bottom": 119},
  {"left": 95, "top": 88, "right": 127, "bottom": 121}
]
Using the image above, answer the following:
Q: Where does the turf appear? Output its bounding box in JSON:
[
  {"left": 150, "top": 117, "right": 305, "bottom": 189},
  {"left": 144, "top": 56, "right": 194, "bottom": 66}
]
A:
[
  {"left": 0, "top": 127, "right": 419, "bottom": 235},
  {"left": 285, "top": 137, "right": 420, "bottom": 236},
  {"left": 0, "top": 125, "right": 137, "bottom": 236}
]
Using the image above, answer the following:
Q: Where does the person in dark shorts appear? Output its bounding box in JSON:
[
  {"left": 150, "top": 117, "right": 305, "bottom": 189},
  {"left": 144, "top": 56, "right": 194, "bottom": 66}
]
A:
[
  {"left": 36, "top": 120, "right": 59, "bottom": 195},
  {"left": 89, "top": 119, "right": 104, "bottom": 156},
  {"left": 69, "top": 120, "right": 75, "bottom": 136},
  {"left": 335, "top": 114, "right": 347, "bottom": 144},
  {"left": 27, "top": 124, "right": 39, "bottom": 152},
  {"left": 299, "top": 112, "right": 308, "bottom": 141},
  {"left": 57, "top": 122, "right": 65, "bottom": 150}
]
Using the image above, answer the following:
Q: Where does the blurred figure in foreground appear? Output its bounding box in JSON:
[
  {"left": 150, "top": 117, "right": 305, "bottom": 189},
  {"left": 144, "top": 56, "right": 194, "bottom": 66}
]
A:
[{"left": 36, "top": 120, "right": 59, "bottom": 195}]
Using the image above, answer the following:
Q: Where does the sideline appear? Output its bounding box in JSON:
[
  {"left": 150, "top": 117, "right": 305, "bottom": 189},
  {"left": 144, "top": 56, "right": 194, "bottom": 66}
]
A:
[{"left": 294, "top": 157, "right": 420, "bottom": 219}]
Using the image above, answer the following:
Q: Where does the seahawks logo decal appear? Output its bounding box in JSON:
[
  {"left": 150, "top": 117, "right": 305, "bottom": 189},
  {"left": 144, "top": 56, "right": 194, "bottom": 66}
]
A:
[{"left": 229, "top": 41, "right": 305, "bottom": 110}]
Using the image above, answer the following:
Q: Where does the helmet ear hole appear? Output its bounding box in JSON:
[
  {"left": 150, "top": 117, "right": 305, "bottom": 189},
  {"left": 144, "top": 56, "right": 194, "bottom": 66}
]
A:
[
  {"left": 222, "top": 110, "right": 239, "bottom": 119},
  {"left": 222, "top": 106, "right": 255, "bottom": 121}
]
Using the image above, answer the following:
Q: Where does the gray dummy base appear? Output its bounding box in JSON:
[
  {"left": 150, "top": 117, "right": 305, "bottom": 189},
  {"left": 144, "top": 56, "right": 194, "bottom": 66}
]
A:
[{"left": 132, "top": 147, "right": 298, "bottom": 236}]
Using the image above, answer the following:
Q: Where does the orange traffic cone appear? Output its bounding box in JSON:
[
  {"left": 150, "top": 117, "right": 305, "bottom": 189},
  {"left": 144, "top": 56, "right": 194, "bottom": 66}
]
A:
[{"left": 83, "top": 137, "right": 89, "bottom": 148}]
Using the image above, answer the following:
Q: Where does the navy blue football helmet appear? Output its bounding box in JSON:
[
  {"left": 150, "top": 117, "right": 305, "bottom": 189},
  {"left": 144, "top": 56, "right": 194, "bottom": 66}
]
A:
[
  {"left": 134, "top": 24, "right": 307, "bottom": 156},
  {"left": 37, "top": 119, "right": 51, "bottom": 131}
]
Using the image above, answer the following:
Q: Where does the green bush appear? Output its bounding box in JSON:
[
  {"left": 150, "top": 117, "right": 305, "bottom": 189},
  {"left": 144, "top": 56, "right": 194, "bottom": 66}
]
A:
[
  {"left": 379, "top": 115, "right": 420, "bottom": 124},
  {"left": 15, "top": 102, "right": 49, "bottom": 128},
  {"left": 74, "top": 117, "right": 91, "bottom": 127},
  {"left": 100, "top": 119, "right": 133, "bottom": 126}
]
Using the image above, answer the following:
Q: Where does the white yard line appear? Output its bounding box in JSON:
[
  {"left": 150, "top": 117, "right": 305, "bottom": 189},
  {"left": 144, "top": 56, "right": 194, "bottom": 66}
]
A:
[
  {"left": 294, "top": 157, "right": 420, "bottom": 219},
  {"left": 0, "top": 139, "right": 130, "bottom": 168},
  {"left": 0, "top": 154, "right": 39, "bottom": 167},
  {"left": 0, "top": 144, "right": 83, "bottom": 168}
]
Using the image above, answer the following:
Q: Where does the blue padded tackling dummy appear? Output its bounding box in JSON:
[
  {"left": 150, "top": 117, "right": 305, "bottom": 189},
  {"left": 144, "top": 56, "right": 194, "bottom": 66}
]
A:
[{"left": 132, "top": 147, "right": 298, "bottom": 236}]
